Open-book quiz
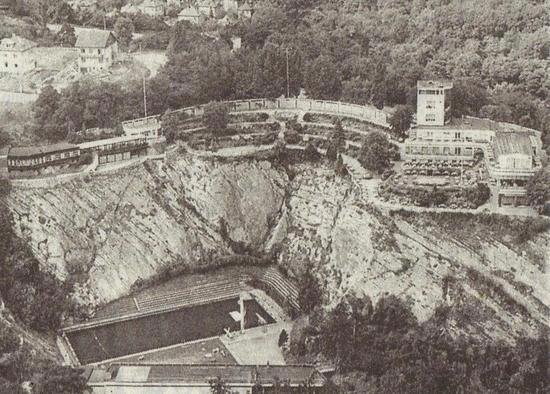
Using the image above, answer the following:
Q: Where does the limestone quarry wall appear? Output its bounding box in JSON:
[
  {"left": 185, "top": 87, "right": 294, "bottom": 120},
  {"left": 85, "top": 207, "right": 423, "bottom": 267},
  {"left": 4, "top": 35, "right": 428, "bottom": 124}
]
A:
[{"left": 7, "top": 152, "right": 550, "bottom": 342}]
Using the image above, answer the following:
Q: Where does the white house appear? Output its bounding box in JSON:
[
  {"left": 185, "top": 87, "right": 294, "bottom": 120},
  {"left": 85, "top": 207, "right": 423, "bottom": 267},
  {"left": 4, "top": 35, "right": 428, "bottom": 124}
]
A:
[
  {"left": 0, "top": 34, "right": 37, "bottom": 74},
  {"left": 75, "top": 29, "right": 118, "bottom": 74},
  {"left": 178, "top": 5, "right": 202, "bottom": 23},
  {"left": 137, "top": 0, "right": 165, "bottom": 17}
]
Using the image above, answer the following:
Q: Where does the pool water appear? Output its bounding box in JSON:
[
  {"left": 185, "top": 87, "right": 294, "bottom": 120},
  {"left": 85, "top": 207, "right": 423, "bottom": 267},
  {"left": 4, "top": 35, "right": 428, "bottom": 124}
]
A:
[{"left": 66, "top": 298, "right": 274, "bottom": 365}]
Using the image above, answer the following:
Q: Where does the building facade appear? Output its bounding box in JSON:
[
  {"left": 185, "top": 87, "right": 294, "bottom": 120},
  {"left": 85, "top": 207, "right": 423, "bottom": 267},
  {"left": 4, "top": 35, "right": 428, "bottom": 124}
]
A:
[
  {"left": 416, "top": 80, "right": 453, "bottom": 127},
  {"left": 86, "top": 364, "right": 326, "bottom": 394},
  {"left": 75, "top": 30, "right": 118, "bottom": 74},
  {"left": 178, "top": 5, "right": 202, "bottom": 23},
  {"left": 403, "top": 80, "right": 543, "bottom": 207},
  {"left": 7, "top": 143, "right": 80, "bottom": 172},
  {"left": 137, "top": 0, "right": 165, "bottom": 17},
  {"left": 0, "top": 34, "right": 37, "bottom": 74}
]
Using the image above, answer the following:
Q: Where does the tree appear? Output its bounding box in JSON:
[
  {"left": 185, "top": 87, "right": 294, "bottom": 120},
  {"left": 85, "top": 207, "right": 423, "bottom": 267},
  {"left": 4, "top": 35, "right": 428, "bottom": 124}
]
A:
[
  {"left": 114, "top": 16, "right": 134, "bottom": 48},
  {"left": 35, "top": 366, "right": 88, "bottom": 394},
  {"left": 56, "top": 22, "right": 76, "bottom": 47},
  {"left": 304, "top": 55, "right": 342, "bottom": 100},
  {"left": 209, "top": 376, "right": 230, "bottom": 394},
  {"left": 298, "top": 266, "right": 322, "bottom": 314},
  {"left": 526, "top": 166, "right": 550, "bottom": 209},
  {"left": 0, "top": 326, "right": 19, "bottom": 355},
  {"left": 203, "top": 102, "right": 229, "bottom": 131},
  {"left": 389, "top": 105, "right": 413, "bottom": 138},
  {"left": 359, "top": 132, "right": 396, "bottom": 174},
  {"left": 33, "top": 85, "right": 66, "bottom": 141},
  {"left": 278, "top": 329, "right": 289, "bottom": 347}
]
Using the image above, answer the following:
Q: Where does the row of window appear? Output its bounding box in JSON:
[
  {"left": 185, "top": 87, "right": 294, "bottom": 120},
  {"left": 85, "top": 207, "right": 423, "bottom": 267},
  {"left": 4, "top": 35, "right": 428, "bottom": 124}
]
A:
[
  {"left": 80, "top": 48, "right": 104, "bottom": 54},
  {"left": 418, "top": 89, "right": 446, "bottom": 95},
  {"left": 405, "top": 145, "right": 473, "bottom": 156},
  {"left": 8, "top": 150, "right": 80, "bottom": 167}
]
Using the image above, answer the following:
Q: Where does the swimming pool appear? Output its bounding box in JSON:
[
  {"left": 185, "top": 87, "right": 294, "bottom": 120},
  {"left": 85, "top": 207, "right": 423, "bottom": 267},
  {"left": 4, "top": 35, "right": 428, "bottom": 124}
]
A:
[{"left": 66, "top": 297, "right": 274, "bottom": 365}]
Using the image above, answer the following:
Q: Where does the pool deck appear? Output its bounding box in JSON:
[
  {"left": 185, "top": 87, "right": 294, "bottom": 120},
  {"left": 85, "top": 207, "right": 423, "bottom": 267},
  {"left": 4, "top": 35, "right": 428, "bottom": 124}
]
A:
[{"left": 95, "top": 337, "right": 237, "bottom": 366}]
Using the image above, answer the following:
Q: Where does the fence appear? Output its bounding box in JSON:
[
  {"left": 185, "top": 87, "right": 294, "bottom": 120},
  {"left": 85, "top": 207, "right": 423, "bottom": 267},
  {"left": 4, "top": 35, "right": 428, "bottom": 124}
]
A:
[{"left": 141, "top": 98, "right": 390, "bottom": 129}]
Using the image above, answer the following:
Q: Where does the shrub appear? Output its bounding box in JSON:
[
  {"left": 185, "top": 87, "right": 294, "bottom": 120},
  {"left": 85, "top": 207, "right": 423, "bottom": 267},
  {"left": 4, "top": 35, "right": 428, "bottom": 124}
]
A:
[{"left": 203, "top": 102, "right": 229, "bottom": 131}]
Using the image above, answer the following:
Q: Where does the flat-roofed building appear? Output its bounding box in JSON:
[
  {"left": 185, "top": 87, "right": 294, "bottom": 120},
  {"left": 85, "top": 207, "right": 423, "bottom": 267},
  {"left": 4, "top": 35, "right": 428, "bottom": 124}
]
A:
[
  {"left": 0, "top": 34, "right": 37, "bottom": 74},
  {"left": 75, "top": 29, "right": 118, "bottom": 74},
  {"left": 86, "top": 363, "right": 326, "bottom": 393},
  {"left": 416, "top": 80, "right": 453, "bottom": 127},
  {"left": 7, "top": 142, "right": 80, "bottom": 171},
  {"left": 122, "top": 115, "right": 161, "bottom": 139},
  {"left": 403, "top": 79, "right": 544, "bottom": 207}
]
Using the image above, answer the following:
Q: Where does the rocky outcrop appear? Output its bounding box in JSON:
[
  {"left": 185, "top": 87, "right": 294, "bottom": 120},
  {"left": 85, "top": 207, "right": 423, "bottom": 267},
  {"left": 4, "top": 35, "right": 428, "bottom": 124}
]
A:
[
  {"left": 8, "top": 155, "right": 286, "bottom": 306},
  {"left": 8, "top": 153, "right": 550, "bottom": 342}
]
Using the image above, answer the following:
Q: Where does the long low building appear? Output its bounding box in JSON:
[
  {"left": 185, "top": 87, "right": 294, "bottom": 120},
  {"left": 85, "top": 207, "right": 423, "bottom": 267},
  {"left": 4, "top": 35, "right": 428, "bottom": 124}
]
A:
[
  {"left": 85, "top": 363, "right": 327, "bottom": 393},
  {"left": 7, "top": 142, "right": 81, "bottom": 171}
]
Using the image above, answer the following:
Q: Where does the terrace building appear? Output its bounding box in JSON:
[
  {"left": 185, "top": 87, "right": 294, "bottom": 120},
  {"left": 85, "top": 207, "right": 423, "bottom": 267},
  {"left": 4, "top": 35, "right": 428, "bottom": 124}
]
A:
[
  {"left": 75, "top": 29, "right": 118, "bottom": 74},
  {"left": 85, "top": 364, "right": 326, "bottom": 393},
  {"left": 0, "top": 34, "right": 37, "bottom": 74},
  {"left": 403, "top": 80, "right": 543, "bottom": 207}
]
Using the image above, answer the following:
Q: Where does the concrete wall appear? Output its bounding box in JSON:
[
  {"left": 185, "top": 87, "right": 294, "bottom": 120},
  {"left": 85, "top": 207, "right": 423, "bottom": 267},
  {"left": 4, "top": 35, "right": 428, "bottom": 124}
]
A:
[{"left": 167, "top": 98, "right": 390, "bottom": 128}]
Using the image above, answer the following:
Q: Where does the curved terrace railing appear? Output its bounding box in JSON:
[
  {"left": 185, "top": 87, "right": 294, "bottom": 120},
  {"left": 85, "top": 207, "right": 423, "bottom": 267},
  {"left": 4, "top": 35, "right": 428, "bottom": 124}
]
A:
[{"left": 122, "top": 98, "right": 390, "bottom": 131}]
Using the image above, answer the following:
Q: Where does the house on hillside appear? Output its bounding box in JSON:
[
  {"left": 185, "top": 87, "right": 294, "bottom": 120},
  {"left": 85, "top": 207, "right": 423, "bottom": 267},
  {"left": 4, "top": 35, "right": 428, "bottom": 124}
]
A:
[
  {"left": 137, "top": 0, "right": 165, "bottom": 17},
  {"left": 75, "top": 29, "right": 118, "bottom": 74},
  {"left": 0, "top": 34, "right": 37, "bottom": 74},
  {"left": 0, "top": 0, "right": 9, "bottom": 11},
  {"left": 178, "top": 5, "right": 202, "bottom": 23},
  {"left": 237, "top": 0, "right": 254, "bottom": 18},
  {"left": 197, "top": 0, "right": 222, "bottom": 17}
]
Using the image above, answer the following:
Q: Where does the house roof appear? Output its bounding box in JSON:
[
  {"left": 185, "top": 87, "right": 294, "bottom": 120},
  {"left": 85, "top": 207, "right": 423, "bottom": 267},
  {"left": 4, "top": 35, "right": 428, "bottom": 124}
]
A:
[
  {"left": 239, "top": 0, "right": 254, "bottom": 11},
  {"left": 138, "top": 0, "right": 163, "bottom": 9},
  {"left": 91, "top": 364, "right": 326, "bottom": 387},
  {"left": 417, "top": 80, "right": 453, "bottom": 90},
  {"left": 493, "top": 132, "right": 533, "bottom": 158},
  {"left": 9, "top": 142, "right": 78, "bottom": 158},
  {"left": 0, "top": 34, "right": 37, "bottom": 52},
  {"left": 75, "top": 29, "right": 116, "bottom": 48},
  {"left": 179, "top": 5, "right": 201, "bottom": 17}
]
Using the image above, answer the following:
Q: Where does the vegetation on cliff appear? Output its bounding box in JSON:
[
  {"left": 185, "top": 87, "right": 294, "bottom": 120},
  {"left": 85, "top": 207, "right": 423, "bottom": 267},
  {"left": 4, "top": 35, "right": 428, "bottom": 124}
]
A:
[{"left": 290, "top": 294, "right": 549, "bottom": 393}]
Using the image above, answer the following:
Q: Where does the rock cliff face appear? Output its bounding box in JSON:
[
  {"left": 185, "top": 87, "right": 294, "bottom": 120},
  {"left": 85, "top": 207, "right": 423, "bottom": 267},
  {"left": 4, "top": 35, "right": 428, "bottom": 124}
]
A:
[{"left": 8, "top": 153, "right": 550, "bottom": 341}]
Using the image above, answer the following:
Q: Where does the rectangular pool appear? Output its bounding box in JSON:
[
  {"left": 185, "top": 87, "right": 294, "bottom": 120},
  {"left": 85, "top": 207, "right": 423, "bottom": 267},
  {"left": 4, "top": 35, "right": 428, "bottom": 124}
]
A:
[{"left": 66, "top": 297, "right": 274, "bottom": 365}]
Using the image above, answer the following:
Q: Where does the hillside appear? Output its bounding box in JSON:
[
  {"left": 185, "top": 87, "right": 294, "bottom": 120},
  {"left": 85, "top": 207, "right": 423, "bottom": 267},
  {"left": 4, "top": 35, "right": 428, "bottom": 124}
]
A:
[{"left": 7, "top": 151, "right": 550, "bottom": 342}]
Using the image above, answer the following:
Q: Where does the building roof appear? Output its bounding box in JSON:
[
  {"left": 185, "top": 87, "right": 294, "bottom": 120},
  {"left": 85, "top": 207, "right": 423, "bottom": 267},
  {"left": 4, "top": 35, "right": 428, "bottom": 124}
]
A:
[
  {"left": 0, "top": 34, "right": 37, "bottom": 52},
  {"left": 417, "top": 115, "right": 540, "bottom": 135},
  {"left": 75, "top": 29, "right": 116, "bottom": 48},
  {"left": 239, "top": 0, "right": 254, "bottom": 11},
  {"left": 138, "top": 0, "right": 163, "bottom": 9},
  {"left": 417, "top": 80, "right": 453, "bottom": 90},
  {"left": 78, "top": 134, "right": 146, "bottom": 150},
  {"left": 90, "top": 364, "right": 326, "bottom": 387},
  {"left": 9, "top": 142, "right": 78, "bottom": 158},
  {"left": 493, "top": 132, "right": 533, "bottom": 158},
  {"left": 179, "top": 5, "right": 201, "bottom": 17}
]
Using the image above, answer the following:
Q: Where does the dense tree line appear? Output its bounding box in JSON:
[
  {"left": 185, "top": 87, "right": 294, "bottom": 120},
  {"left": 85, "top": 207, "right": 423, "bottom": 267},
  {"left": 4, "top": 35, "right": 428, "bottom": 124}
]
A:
[
  {"left": 291, "top": 294, "right": 549, "bottom": 393},
  {"left": 31, "top": 0, "right": 550, "bottom": 147}
]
